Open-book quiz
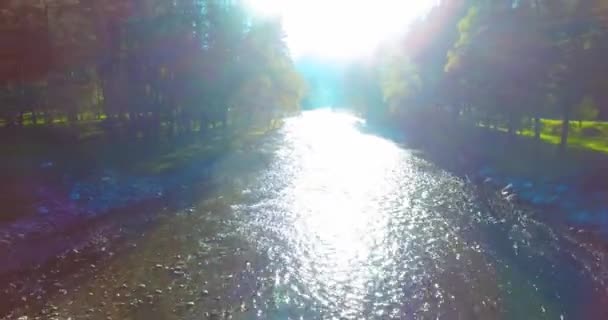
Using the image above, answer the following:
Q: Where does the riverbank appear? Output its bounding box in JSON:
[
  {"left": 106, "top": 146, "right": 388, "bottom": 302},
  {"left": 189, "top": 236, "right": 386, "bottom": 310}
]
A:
[
  {"left": 400, "top": 121, "right": 608, "bottom": 238},
  {"left": 0, "top": 128, "right": 275, "bottom": 267},
  {"left": 0, "top": 127, "right": 282, "bottom": 316}
]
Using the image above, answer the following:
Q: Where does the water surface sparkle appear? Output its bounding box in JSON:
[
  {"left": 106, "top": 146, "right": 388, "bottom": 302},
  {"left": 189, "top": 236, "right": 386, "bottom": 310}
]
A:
[{"left": 9, "top": 110, "right": 607, "bottom": 320}]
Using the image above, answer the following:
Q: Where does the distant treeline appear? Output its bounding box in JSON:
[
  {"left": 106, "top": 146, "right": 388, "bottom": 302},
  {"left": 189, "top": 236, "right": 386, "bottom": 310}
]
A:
[
  {"left": 344, "top": 0, "right": 608, "bottom": 150},
  {"left": 0, "top": 0, "right": 305, "bottom": 139}
]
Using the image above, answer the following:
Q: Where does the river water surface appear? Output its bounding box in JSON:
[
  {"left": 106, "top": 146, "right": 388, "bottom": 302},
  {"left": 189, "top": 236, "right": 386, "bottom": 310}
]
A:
[{"left": 4, "top": 110, "right": 608, "bottom": 319}]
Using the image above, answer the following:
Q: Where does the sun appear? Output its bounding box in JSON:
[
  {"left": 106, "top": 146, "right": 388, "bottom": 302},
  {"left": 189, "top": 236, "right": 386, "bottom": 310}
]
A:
[{"left": 245, "top": 0, "right": 437, "bottom": 60}]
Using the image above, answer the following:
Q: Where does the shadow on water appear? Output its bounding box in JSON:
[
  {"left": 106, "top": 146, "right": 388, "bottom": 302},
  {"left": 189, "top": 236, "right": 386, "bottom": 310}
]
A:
[
  {"left": 0, "top": 133, "right": 281, "bottom": 318},
  {"left": 0, "top": 173, "right": 208, "bottom": 316},
  {"left": 355, "top": 116, "right": 608, "bottom": 319},
  {"left": 355, "top": 120, "right": 476, "bottom": 176}
]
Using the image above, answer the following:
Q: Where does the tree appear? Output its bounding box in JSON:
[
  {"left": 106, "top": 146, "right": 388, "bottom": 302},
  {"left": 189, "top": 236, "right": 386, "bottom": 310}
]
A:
[
  {"left": 380, "top": 53, "right": 422, "bottom": 119},
  {"left": 230, "top": 17, "right": 305, "bottom": 130},
  {"left": 343, "top": 62, "right": 383, "bottom": 120},
  {"left": 575, "top": 95, "right": 599, "bottom": 127},
  {"left": 341, "top": 0, "right": 608, "bottom": 157},
  {"left": 0, "top": 0, "right": 304, "bottom": 139}
]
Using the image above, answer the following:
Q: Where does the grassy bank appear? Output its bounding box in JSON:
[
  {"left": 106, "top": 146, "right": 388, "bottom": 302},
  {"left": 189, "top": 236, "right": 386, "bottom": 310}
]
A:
[
  {"left": 1, "top": 116, "right": 283, "bottom": 174},
  {"left": 405, "top": 117, "right": 608, "bottom": 183},
  {"left": 519, "top": 119, "right": 608, "bottom": 154},
  {"left": 0, "top": 121, "right": 282, "bottom": 223}
]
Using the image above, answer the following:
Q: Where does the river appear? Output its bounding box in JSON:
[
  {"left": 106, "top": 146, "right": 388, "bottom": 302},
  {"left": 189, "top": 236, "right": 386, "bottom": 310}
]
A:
[{"left": 3, "top": 110, "right": 608, "bottom": 319}]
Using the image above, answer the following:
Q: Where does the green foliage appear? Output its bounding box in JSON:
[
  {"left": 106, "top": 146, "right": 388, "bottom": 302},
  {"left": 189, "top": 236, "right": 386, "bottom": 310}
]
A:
[
  {"left": 343, "top": 63, "right": 383, "bottom": 119},
  {"left": 227, "top": 18, "right": 305, "bottom": 131},
  {"left": 342, "top": 0, "right": 608, "bottom": 154},
  {"left": 520, "top": 119, "right": 608, "bottom": 153},
  {"left": 576, "top": 96, "right": 600, "bottom": 123},
  {"left": 445, "top": 5, "right": 480, "bottom": 73},
  {"left": 380, "top": 54, "right": 422, "bottom": 115},
  {"left": 0, "top": 0, "right": 304, "bottom": 137}
]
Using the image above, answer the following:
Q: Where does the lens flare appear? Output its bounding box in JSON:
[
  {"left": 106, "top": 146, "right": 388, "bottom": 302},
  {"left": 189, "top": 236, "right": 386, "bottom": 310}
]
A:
[{"left": 245, "top": 0, "right": 437, "bottom": 60}]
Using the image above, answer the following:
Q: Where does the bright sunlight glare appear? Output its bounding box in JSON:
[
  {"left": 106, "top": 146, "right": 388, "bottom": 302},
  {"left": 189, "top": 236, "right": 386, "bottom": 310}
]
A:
[{"left": 246, "top": 0, "right": 437, "bottom": 60}]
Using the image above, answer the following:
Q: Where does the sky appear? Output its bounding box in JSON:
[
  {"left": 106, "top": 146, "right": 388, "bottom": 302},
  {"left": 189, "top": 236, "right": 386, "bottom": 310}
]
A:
[{"left": 246, "top": 0, "right": 438, "bottom": 60}]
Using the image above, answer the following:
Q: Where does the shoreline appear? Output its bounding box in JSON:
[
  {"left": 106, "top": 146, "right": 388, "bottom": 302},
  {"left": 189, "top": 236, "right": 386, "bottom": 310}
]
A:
[
  {"left": 410, "top": 125, "right": 608, "bottom": 243},
  {"left": 363, "top": 119, "right": 608, "bottom": 240}
]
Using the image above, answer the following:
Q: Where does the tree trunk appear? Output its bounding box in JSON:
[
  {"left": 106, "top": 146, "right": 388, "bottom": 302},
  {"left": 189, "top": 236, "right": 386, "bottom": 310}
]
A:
[
  {"left": 68, "top": 110, "right": 78, "bottom": 126},
  {"left": 152, "top": 112, "right": 161, "bottom": 140},
  {"left": 19, "top": 111, "right": 25, "bottom": 127},
  {"left": 200, "top": 115, "right": 208, "bottom": 136},
  {"left": 507, "top": 113, "right": 516, "bottom": 138},
  {"left": 534, "top": 115, "right": 541, "bottom": 141},
  {"left": 559, "top": 106, "right": 571, "bottom": 152},
  {"left": 45, "top": 111, "right": 53, "bottom": 126}
]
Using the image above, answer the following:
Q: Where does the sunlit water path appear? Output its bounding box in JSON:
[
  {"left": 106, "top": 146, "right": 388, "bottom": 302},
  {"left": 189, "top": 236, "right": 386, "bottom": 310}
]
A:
[{"left": 4, "top": 110, "right": 608, "bottom": 319}]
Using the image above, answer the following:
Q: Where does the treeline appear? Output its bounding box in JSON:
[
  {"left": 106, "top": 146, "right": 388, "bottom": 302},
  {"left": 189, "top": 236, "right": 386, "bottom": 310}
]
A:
[
  {"left": 0, "top": 0, "right": 305, "bottom": 139},
  {"left": 345, "top": 0, "right": 608, "bottom": 151}
]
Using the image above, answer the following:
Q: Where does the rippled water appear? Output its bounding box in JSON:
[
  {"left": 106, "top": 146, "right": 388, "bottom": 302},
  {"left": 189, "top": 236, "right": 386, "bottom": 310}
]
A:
[{"left": 5, "top": 110, "right": 608, "bottom": 319}]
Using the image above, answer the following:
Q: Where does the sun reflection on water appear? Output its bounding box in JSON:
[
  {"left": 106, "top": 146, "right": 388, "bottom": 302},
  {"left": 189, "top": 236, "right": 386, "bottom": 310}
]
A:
[
  {"left": 233, "top": 110, "right": 518, "bottom": 318},
  {"left": 283, "top": 110, "right": 407, "bottom": 314}
]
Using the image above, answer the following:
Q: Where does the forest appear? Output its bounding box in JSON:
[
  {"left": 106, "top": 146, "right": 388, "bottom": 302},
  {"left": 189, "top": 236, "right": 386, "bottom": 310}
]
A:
[
  {"left": 0, "top": 0, "right": 305, "bottom": 142},
  {"left": 344, "top": 0, "right": 608, "bottom": 156},
  {"left": 5, "top": 0, "right": 608, "bottom": 154}
]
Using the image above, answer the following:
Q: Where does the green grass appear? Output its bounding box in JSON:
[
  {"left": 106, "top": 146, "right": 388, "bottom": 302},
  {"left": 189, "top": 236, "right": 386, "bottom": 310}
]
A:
[
  {"left": 415, "top": 118, "right": 608, "bottom": 182},
  {"left": 1, "top": 112, "right": 110, "bottom": 127},
  {"left": 1, "top": 117, "right": 282, "bottom": 178},
  {"left": 484, "top": 119, "right": 608, "bottom": 180},
  {"left": 123, "top": 121, "right": 282, "bottom": 174},
  {"left": 519, "top": 119, "right": 608, "bottom": 154}
]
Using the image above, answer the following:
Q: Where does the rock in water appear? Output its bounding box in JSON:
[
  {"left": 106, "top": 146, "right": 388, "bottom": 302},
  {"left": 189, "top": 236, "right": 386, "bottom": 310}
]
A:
[
  {"left": 501, "top": 184, "right": 514, "bottom": 196},
  {"left": 506, "top": 193, "right": 518, "bottom": 203}
]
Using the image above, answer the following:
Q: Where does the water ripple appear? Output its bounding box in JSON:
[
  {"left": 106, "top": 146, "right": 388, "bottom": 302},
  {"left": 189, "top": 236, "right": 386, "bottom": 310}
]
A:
[{"left": 17, "top": 110, "right": 607, "bottom": 320}]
